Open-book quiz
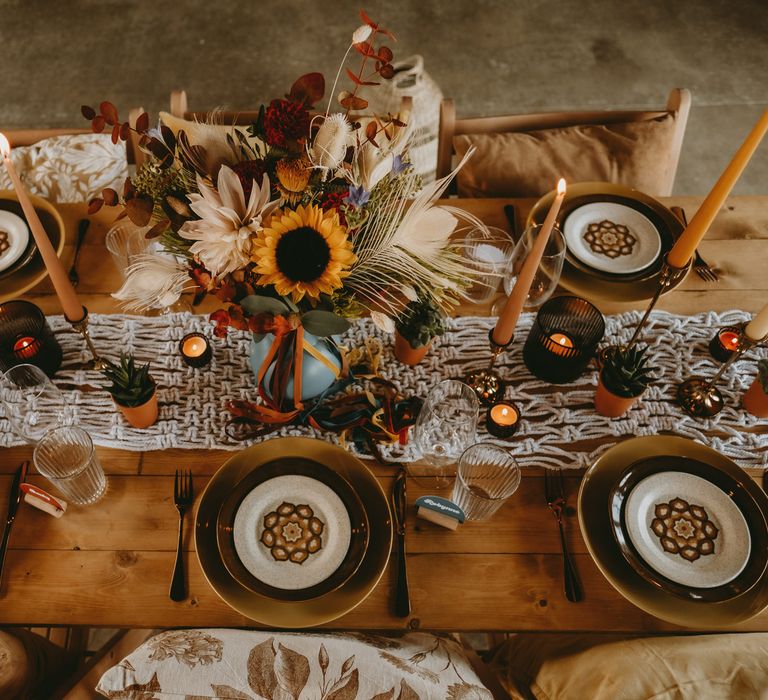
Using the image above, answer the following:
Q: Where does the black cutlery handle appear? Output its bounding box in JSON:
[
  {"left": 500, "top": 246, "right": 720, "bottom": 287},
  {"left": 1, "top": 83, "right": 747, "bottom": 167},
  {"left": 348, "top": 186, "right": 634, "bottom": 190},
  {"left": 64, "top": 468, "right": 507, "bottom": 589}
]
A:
[
  {"left": 169, "top": 514, "right": 187, "bottom": 602},
  {"left": 558, "top": 520, "right": 582, "bottom": 603},
  {"left": 0, "top": 524, "right": 12, "bottom": 593},
  {"left": 395, "top": 534, "right": 411, "bottom": 618}
]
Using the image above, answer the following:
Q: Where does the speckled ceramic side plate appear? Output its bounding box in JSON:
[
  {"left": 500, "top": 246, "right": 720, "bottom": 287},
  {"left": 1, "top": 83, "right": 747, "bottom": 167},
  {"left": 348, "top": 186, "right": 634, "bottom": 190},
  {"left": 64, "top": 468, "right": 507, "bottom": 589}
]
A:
[
  {"left": 563, "top": 202, "right": 662, "bottom": 275},
  {"left": 624, "top": 471, "right": 751, "bottom": 589},
  {"left": 233, "top": 474, "right": 352, "bottom": 591}
]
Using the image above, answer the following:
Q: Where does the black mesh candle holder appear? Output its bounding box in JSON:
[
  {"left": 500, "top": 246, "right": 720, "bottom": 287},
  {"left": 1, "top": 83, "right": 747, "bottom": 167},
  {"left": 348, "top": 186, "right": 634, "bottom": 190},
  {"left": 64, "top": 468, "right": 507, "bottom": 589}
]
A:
[
  {"left": 523, "top": 295, "right": 605, "bottom": 383},
  {"left": 0, "top": 299, "right": 62, "bottom": 377}
]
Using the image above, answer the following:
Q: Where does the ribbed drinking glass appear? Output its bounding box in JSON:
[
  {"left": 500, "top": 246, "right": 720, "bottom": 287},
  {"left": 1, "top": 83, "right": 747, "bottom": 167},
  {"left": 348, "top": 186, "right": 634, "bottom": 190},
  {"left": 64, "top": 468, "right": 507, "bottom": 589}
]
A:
[
  {"left": 0, "top": 363, "right": 69, "bottom": 444},
  {"left": 451, "top": 443, "right": 521, "bottom": 521},
  {"left": 33, "top": 426, "right": 107, "bottom": 505}
]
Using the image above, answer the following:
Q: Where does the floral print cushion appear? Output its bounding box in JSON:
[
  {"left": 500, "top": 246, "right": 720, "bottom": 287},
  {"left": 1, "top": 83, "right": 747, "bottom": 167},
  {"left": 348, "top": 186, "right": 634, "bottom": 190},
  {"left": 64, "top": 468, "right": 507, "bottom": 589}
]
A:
[
  {"left": 96, "top": 629, "right": 493, "bottom": 700},
  {"left": 0, "top": 133, "right": 127, "bottom": 203}
]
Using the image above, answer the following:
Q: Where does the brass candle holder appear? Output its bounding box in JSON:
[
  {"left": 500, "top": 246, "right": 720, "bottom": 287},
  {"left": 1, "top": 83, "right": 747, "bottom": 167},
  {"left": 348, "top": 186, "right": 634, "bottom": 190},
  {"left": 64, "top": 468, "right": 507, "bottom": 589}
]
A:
[
  {"left": 625, "top": 254, "right": 690, "bottom": 351},
  {"left": 465, "top": 329, "right": 513, "bottom": 405},
  {"left": 677, "top": 328, "right": 768, "bottom": 417},
  {"left": 66, "top": 306, "right": 106, "bottom": 370}
]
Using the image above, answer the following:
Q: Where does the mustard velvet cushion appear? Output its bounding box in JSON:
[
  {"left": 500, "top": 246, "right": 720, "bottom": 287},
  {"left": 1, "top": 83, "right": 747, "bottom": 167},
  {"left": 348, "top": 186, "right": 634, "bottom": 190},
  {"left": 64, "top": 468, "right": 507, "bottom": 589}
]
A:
[
  {"left": 491, "top": 632, "right": 768, "bottom": 700},
  {"left": 453, "top": 114, "right": 677, "bottom": 198}
]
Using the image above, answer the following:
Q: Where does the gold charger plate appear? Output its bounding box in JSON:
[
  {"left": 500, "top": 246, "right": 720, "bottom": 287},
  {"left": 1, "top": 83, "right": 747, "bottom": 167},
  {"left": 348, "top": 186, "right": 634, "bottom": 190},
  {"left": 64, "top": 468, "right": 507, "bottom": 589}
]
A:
[
  {"left": 195, "top": 437, "right": 392, "bottom": 628},
  {"left": 527, "top": 182, "right": 688, "bottom": 303},
  {"left": 579, "top": 436, "right": 768, "bottom": 628},
  {"left": 0, "top": 191, "right": 66, "bottom": 304}
]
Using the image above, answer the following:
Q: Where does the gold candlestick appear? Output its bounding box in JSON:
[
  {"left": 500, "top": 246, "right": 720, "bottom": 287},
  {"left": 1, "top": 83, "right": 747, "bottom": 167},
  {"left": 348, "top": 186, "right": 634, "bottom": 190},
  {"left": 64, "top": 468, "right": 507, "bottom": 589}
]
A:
[
  {"left": 677, "top": 328, "right": 768, "bottom": 417},
  {"left": 67, "top": 306, "right": 106, "bottom": 370},
  {"left": 625, "top": 255, "right": 690, "bottom": 351},
  {"left": 465, "top": 330, "right": 513, "bottom": 405}
]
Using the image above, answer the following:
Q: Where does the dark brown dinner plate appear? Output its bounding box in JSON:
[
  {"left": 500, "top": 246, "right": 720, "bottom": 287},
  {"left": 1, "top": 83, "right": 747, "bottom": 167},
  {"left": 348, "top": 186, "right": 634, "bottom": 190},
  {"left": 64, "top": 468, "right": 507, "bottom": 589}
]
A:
[
  {"left": 216, "top": 456, "right": 370, "bottom": 602},
  {"left": 609, "top": 455, "right": 768, "bottom": 603}
]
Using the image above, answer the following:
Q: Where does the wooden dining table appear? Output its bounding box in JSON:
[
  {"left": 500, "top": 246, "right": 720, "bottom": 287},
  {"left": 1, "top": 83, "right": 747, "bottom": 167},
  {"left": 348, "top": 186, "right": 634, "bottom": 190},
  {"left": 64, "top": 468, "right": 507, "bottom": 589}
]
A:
[{"left": 0, "top": 195, "right": 766, "bottom": 633}]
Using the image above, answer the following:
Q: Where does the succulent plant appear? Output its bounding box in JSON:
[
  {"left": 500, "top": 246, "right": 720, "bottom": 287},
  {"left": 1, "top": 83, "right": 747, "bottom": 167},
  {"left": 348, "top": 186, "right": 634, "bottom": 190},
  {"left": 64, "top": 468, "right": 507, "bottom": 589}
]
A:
[
  {"left": 600, "top": 345, "right": 657, "bottom": 398},
  {"left": 102, "top": 352, "right": 156, "bottom": 407},
  {"left": 757, "top": 359, "right": 768, "bottom": 394},
  {"left": 395, "top": 297, "right": 446, "bottom": 349}
]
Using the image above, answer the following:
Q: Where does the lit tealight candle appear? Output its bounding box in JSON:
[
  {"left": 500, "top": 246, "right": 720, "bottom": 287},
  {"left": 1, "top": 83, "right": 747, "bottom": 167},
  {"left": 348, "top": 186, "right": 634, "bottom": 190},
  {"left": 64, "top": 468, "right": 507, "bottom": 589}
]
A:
[
  {"left": 486, "top": 401, "right": 521, "bottom": 439},
  {"left": 548, "top": 332, "right": 574, "bottom": 356},
  {"left": 13, "top": 335, "right": 40, "bottom": 359},
  {"left": 709, "top": 326, "right": 741, "bottom": 363},
  {"left": 179, "top": 332, "right": 212, "bottom": 368}
]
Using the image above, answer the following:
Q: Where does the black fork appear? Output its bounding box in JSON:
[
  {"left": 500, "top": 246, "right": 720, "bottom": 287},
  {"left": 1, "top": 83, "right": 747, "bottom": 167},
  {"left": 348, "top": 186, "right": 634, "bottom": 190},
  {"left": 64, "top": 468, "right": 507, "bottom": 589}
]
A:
[
  {"left": 170, "top": 469, "right": 194, "bottom": 602},
  {"left": 544, "top": 468, "right": 583, "bottom": 603}
]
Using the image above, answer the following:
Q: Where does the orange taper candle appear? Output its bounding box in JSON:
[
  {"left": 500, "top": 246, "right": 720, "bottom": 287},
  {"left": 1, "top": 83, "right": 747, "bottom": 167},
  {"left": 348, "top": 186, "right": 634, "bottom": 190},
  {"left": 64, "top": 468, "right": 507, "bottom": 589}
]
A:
[
  {"left": 492, "top": 178, "right": 566, "bottom": 345},
  {"left": 668, "top": 110, "right": 768, "bottom": 268},
  {"left": 0, "top": 133, "right": 84, "bottom": 322}
]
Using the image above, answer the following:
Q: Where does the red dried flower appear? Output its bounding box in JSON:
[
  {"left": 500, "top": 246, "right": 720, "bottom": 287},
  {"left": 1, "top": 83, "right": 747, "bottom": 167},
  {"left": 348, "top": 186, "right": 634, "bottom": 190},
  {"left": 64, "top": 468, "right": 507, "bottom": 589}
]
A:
[
  {"left": 320, "top": 189, "right": 349, "bottom": 226},
  {"left": 232, "top": 159, "right": 266, "bottom": 200},
  {"left": 264, "top": 99, "right": 311, "bottom": 149}
]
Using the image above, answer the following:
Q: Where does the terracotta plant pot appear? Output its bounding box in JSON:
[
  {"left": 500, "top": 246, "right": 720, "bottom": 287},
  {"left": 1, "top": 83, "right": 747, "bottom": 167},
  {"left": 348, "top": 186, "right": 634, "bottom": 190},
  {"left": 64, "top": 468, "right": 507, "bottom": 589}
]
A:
[
  {"left": 394, "top": 332, "right": 431, "bottom": 366},
  {"left": 115, "top": 391, "right": 158, "bottom": 429},
  {"left": 594, "top": 374, "right": 643, "bottom": 417},
  {"left": 743, "top": 378, "right": 768, "bottom": 418}
]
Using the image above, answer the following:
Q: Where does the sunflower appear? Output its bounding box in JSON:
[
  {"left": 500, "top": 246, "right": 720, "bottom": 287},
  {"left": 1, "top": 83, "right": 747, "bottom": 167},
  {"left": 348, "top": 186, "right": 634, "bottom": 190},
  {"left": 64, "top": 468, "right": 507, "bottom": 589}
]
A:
[{"left": 251, "top": 204, "right": 356, "bottom": 303}]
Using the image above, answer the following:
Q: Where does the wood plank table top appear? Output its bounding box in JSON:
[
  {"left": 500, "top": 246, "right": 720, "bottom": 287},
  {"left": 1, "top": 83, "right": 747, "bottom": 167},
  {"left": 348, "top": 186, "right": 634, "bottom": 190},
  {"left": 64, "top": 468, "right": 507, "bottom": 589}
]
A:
[{"left": 1, "top": 196, "right": 767, "bottom": 631}]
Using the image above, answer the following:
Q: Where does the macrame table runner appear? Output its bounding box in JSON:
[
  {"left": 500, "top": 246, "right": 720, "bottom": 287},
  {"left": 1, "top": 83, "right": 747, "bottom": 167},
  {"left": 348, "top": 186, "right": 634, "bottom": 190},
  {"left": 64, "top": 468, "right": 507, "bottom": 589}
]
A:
[{"left": 2, "top": 310, "right": 766, "bottom": 468}]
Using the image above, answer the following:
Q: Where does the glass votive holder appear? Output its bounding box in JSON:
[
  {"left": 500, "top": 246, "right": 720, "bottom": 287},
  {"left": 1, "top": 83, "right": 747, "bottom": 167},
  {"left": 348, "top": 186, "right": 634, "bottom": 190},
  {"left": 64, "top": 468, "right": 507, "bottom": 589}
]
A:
[
  {"left": 709, "top": 325, "right": 742, "bottom": 362},
  {"left": 179, "top": 332, "right": 212, "bottom": 368},
  {"left": 462, "top": 226, "right": 514, "bottom": 303},
  {"left": 0, "top": 299, "right": 62, "bottom": 377},
  {"left": 523, "top": 295, "right": 605, "bottom": 383}
]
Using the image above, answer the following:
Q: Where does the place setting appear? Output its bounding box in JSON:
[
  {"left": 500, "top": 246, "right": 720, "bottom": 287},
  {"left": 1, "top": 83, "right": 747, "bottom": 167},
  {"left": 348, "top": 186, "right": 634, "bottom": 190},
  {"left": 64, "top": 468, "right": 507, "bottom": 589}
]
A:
[
  {"left": 526, "top": 181, "right": 687, "bottom": 303},
  {"left": 579, "top": 435, "right": 768, "bottom": 627}
]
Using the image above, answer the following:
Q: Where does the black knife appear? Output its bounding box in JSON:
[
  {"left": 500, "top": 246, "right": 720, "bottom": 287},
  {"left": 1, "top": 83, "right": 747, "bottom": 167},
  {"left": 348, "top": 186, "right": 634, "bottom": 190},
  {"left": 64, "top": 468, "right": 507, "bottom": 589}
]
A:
[
  {"left": 0, "top": 461, "right": 28, "bottom": 593},
  {"left": 392, "top": 468, "right": 410, "bottom": 618}
]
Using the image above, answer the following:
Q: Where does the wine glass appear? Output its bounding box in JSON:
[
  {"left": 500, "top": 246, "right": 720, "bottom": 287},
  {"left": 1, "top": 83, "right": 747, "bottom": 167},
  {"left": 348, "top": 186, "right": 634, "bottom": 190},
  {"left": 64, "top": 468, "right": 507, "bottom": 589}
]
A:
[
  {"left": 0, "top": 364, "right": 70, "bottom": 444},
  {"left": 412, "top": 379, "right": 480, "bottom": 487},
  {"left": 462, "top": 226, "right": 514, "bottom": 303},
  {"left": 499, "top": 224, "right": 566, "bottom": 310}
]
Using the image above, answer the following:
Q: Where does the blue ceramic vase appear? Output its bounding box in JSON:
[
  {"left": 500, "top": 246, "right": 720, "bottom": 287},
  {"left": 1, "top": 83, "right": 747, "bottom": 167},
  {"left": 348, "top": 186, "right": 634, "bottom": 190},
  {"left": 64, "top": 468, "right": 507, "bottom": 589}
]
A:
[{"left": 249, "top": 331, "right": 342, "bottom": 402}]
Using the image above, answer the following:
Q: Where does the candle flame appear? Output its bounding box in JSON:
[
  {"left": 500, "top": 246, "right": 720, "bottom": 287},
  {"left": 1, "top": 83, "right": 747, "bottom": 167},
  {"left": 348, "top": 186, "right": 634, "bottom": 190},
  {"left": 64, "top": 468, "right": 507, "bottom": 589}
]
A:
[
  {"left": 0, "top": 133, "right": 9, "bottom": 158},
  {"left": 557, "top": 178, "right": 567, "bottom": 196},
  {"left": 501, "top": 407, "right": 508, "bottom": 417},
  {"left": 558, "top": 337, "right": 567, "bottom": 345}
]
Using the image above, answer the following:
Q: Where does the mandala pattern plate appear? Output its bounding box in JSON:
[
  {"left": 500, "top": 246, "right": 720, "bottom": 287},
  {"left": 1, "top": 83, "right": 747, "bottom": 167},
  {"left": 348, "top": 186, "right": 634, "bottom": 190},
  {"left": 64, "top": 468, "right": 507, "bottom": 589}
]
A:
[{"left": 563, "top": 202, "right": 662, "bottom": 274}]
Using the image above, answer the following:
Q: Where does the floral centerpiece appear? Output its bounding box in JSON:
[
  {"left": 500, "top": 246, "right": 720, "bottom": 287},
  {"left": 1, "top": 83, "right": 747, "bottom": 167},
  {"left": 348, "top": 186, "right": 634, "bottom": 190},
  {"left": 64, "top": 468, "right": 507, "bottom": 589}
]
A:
[{"left": 82, "top": 11, "right": 484, "bottom": 431}]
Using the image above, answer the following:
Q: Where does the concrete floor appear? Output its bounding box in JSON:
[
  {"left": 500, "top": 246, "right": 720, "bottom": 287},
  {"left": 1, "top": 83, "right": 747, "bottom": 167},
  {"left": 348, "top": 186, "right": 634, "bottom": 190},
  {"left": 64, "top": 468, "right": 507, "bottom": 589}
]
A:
[{"left": 1, "top": 0, "right": 766, "bottom": 194}]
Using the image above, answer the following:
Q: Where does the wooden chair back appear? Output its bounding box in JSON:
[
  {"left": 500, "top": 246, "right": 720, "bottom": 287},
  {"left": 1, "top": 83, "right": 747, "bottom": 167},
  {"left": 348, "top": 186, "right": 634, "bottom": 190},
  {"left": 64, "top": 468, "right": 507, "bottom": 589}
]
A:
[{"left": 436, "top": 88, "right": 691, "bottom": 196}]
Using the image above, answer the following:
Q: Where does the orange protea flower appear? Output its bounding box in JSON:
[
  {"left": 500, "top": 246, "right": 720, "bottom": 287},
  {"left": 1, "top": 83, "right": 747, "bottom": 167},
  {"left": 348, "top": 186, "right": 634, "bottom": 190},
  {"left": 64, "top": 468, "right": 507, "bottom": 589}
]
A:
[
  {"left": 275, "top": 157, "right": 312, "bottom": 204},
  {"left": 251, "top": 204, "right": 356, "bottom": 303}
]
